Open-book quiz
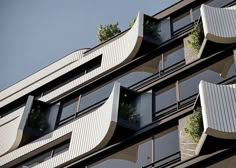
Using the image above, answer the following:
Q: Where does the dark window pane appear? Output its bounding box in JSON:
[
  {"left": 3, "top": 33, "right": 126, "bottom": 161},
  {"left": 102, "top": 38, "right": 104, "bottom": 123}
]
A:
[
  {"left": 155, "top": 83, "right": 177, "bottom": 113},
  {"left": 53, "top": 141, "right": 70, "bottom": 157},
  {"left": 159, "top": 17, "right": 172, "bottom": 42},
  {"left": 154, "top": 128, "right": 179, "bottom": 166},
  {"left": 179, "top": 56, "right": 236, "bottom": 100},
  {"left": 16, "top": 151, "right": 52, "bottom": 167},
  {"left": 118, "top": 72, "right": 153, "bottom": 87},
  {"left": 118, "top": 56, "right": 160, "bottom": 87},
  {"left": 60, "top": 98, "right": 79, "bottom": 121},
  {"left": 172, "top": 11, "right": 191, "bottom": 32},
  {"left": 79, "top": 83, "right": 114, "bottom": 112},
  {"left": 192, "top": 7, "right": 200, "bottom": 22},
  {"left": 16, "top": 139, "right": 71, "bottom": 167},
  {"left": 43, "top": 71, "right": 85, "bottom": 96},
  {"left": 163, "top": 44, "right": 184, "bottom": 71},
  {"left": 88, "top": 139, "right": 152, "bottom": 168}
]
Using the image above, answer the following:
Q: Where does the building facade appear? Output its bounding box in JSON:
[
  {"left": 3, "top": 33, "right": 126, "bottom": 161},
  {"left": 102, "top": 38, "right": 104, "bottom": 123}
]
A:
[{"left": 1, "top": 0, "right": 236, "bottom": 167}]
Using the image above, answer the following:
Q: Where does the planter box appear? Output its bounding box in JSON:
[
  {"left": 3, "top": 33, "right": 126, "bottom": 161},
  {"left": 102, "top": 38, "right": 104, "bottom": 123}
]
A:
[
  {"left": 184, "top": 36, "right": 200, "bottom": 64},
  {"left": 178, "top": 116, "right": 198, "bottom": 161}
]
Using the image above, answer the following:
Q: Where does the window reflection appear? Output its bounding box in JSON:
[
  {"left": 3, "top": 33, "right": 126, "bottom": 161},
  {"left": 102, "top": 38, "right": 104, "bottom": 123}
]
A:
[
  {"left": 155, "top": 83, "right": 177, "bottom": 113},
  {"left": 192, "top": 7, "right": 200, "bottom": 22},
  {"left": 154, "top": 127, "right": 179, "bottom": 167},
  {"left": 16, "top": 140, "right": 70, "bottom": 168},
  {"left": 157, "top": 44, "right": 185, "bottom": 74},
  {"left": 59, "top": 98, "right": 79, "bottom": 121},
  {"left": 172, "top": 11, "right": 191, "bottom": 32},
  {"left": 89, "top": 139, "right": 152, "bottom": 168},
  {"left": 158, "top": 17, "right": 172, "bottom": 42},
  {"left": 79, "top": 83, "right": 113, "bottom": 112},
  {"left": 162, "top": 44, "right": 184, "bottom": 71},
  {"left": 88, "top": 127, "right": 180, "bottom": 168},
  {"left": 179, "top": 56, "right": 236, "bottom": 100}
]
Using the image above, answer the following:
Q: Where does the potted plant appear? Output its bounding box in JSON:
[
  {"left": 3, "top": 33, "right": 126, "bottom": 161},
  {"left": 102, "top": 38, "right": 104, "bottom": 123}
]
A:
[
  {"left": 118, "top": 101, "right": 140, "bottom": 130},
  {"left": 144, "top": 20, "right": 160, "bottom": 40},
  {"left": 129, "top": 17, "right": 160, "bottom": 42},
  {"left": 187, "top": 23, "right": 204, "bottom": 53},
  {"left": 184, "top": 107, "right": 203, "bottom": 143}
]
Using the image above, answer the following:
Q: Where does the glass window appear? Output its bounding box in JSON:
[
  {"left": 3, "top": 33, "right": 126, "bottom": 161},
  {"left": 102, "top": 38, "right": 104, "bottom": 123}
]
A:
[
  {"left": 154, "top": 128, "right": 180, "bottom": 167},
  {"left": 87, "top": 127, "right": 180, "bottom": 168},
  {"left": 159, "top": 17, "right": 172, "bottom": 43},
  {"left": 16, "top": 151, "right": 52, "bottom": 168},
  {"left": 179, "top": 56, "right": 236, "bottom": 101},
  {"left": 43, "top": 71, "right": 85, "bottom": 96},
  {"left": 41, "top": 55, "right": 102, "bottom": 96},
  {"left": 118, "top": 72, "right": 153, "bottom": 87},
  {"left": 162, "top": 44, "right": 184, "bottom": 72},
  {"left": 172, "top": 11, "right": 191, "bottom": 32},
  {"left": 16, "top": 140, "right": 70, "bottom": 167},
  {"left": 78, "top": 83, "right": 114, "bottom": 112},
  {"left": 118, "top": 56, "right": 160, "bottom": 87},
  {"left": 59, "top": 98, "right": 79, "bottom": 121},
  {"left": 192, "top": 7, "right": 200, "bottom": 22},
  {"left": 88, "top": 138, "right": 152, "bottom": 168},
  {"left": 155, "top": 83, "right": 177, "bottom": 113},
  {"left": 53, "top": 140, "right": 70, "bottom": 157}
]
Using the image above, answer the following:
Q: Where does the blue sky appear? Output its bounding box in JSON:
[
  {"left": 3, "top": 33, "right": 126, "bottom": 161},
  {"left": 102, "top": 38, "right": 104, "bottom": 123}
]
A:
[{"left": 0, "top": 0, "right": 178, "bottom": 91}]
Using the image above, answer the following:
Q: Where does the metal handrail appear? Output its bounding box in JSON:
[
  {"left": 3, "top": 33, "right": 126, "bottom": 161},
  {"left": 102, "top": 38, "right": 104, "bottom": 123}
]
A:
[
  {"left": 57, "top": 97, "right": 107, "bottom": 126},
  {"left": 172, "top": 22, "right": 194, "bottom": 37},
  {"left": 142, "top": 151, "right": 181, "bottom": 168},
  {"left": 130, "top": 60, "right": 185, "bottom": 90}
]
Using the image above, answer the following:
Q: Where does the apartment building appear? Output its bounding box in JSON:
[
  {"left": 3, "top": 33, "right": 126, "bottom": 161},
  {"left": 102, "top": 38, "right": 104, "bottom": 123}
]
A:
[{"left": 1, "top": 0, "right": 236, "bottom": 167}]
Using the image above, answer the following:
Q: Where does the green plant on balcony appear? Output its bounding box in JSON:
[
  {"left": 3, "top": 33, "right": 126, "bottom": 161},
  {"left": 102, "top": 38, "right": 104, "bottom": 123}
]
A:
[
  {"left": 144, "top": 20, "right": 160, "bottom": 40},
  {"left": 129, "top": 18, "right": 160, "bottom": 40},
  {"left": 97, "top": 22, "right": 121, "bottom": 43},
  {"left": 187, "top": 23, "right": 204, "bottom": 53},
  {"left": 119, "top": 101, "right": 139, "bottom": 121},
  {"left": 28, "top": 106, "right": 48, "bottom": 132},
  {"left": 185, "top": 107, "right": 203, "bottom": 143}
]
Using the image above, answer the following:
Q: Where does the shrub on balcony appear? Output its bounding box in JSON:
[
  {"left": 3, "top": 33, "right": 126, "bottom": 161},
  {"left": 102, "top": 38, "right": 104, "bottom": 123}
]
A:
[
  {"left": 28, "top": 106, "right": 48, "bottom": 132},
  {"left": 187, "top": 23, "right": 204, "bottom": 53},
  {"left": 119, "top": 102, "right": 139, "bottom": 121},
  {"left": 129, "top": 18, "right": 160, "bottom": 40},
  {"left": 144, "top": 20, "right": 160, "bottom": 40},
  {"left": 97, "top": 22, "right": 121, "bottom": 43},
  {"left": 185, "top": 107, "right": 203, "bottom": 143}
]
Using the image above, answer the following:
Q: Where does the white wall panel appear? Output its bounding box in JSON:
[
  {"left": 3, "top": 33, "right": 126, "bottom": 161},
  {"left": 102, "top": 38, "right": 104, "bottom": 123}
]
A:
[
  {"left": 201, "top": 4, "right": 236, "bottom": 43},
  {"left": 199, "top": 80, "right": 236, "bottom": 139},
  {"left": 0, "top": 107, "right": 24, "bottom": 156}
]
